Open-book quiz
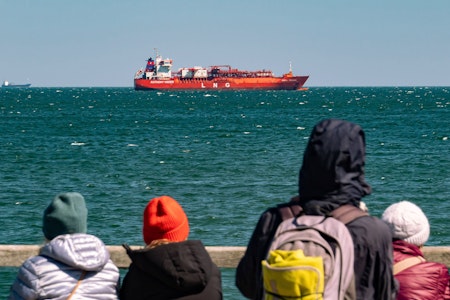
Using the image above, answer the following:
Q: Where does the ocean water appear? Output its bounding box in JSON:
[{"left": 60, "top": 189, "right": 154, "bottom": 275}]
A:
[{"left": 1, "top": 87, "right": 449, "bottom": 298}]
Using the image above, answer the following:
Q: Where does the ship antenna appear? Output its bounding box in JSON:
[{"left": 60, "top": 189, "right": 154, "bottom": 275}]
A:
[
  {"left": 154, "top": 48, "right": 158, "bottom": 58},
  {"left": 289, "top": 61, "right": 292, "bottom": 73}
]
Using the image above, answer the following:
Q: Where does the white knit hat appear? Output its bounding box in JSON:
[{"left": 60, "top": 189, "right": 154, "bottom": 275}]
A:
[{"left": 381, "top": 201, "right": 430, "bottom": 246}]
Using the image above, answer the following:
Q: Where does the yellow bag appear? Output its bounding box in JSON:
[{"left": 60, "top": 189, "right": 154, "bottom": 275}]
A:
[{"left": 261, "top": 249, "right": 324, "bottom": 300}]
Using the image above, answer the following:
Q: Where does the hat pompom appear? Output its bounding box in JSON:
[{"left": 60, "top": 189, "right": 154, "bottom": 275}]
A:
[
  {"left": 142, "top": 196, "right": 190, "bottom": 245},
  {"left": 381, "top": 200, "right": 430, "bottom": 246}
]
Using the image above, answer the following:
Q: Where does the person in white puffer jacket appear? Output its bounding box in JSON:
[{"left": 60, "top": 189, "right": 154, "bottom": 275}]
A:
[{"left": 8, "top": 192, "right": 120, "bottom": 300}]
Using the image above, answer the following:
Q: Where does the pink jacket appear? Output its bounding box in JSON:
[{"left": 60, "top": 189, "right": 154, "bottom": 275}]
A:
[{"left": 393, "top": 240, "right": 450, "bottom": 300}]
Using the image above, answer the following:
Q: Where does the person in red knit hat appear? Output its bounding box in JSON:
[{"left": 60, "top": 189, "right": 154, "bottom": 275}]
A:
[{"left": 120, "top": 195, "right": 222, "bottom": 300}]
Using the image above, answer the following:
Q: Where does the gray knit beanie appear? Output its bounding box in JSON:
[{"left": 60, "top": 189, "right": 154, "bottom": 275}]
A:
[
  {"left": 381, "top": 200, "right": 430, "bottom": 246},
  {"left": 42, "top": 192, "right": 88, "bottom": 240}
]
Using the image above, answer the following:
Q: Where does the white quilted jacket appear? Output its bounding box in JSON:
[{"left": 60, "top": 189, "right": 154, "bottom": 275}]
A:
[{"left": 8, "top": 233, "right": 119, "bottom": 299}]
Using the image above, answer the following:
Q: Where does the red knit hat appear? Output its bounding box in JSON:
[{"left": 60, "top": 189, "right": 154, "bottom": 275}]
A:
[{"left": 142, "top": 196, "right": 190, "bottom": 245}]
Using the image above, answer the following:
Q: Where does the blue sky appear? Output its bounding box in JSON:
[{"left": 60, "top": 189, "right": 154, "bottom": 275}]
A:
[{"left": 1, "top": 0, "right": 449, "bottom": 87}]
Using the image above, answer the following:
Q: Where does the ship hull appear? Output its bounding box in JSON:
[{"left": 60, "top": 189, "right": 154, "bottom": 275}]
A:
[
  {"left": 134, "top": 76, "right": 309, "bottom": 91},
  {"left": 1, "top": 83, "right": 31, "bottom": 88}
]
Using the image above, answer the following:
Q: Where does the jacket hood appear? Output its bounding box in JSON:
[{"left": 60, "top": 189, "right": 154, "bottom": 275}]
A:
[
  {"left": 126, "top": 240, "right": 213, "bottom": 293},
  {"left": 299, "top": 119, "right": 371, "bottom": 215},
  {"left": 392, "top": 239, "right": 424, "bottom": 262},
  {"left": 39, "top": 233, "right": 111, "bottom": 271}
]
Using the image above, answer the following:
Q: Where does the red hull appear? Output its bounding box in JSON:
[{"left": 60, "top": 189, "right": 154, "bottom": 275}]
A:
[{"left": 134, "top": 75, "right": 309, "bottom": 91}]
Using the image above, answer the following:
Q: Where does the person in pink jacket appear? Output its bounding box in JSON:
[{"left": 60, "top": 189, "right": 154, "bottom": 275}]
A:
[{"left": 382, "top": 200, "right": 450, "bottom": 300}]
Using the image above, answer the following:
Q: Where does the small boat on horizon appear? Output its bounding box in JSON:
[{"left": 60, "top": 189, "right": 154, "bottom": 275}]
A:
[
  {"left": 134, "top": 50, "right": 309, "bottom": 91},
  {"left": 2, "top": 80, "right": 31, "bottom": 88}
]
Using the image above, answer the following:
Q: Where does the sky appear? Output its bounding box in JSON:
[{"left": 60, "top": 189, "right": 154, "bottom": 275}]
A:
[{"left": 1, "top": 0, "right": 450, "bottom": 87}]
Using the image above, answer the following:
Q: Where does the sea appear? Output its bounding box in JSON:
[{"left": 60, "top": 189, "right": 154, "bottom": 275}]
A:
[{"left": 0, "top": 87, "right": 449, "bottom": 298}]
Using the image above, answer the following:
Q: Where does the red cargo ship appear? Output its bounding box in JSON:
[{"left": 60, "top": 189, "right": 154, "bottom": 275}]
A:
[{"left": 134, "top": 52, "right": 309, "bottom": 91}]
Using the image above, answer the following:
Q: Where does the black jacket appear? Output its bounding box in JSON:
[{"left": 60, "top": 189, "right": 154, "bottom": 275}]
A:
[
  {"left": 120, "top": 240, "right": 222, "bottom": 300},
  {"left": 236, "top": 119, "right": 397, "bottom": 300}
]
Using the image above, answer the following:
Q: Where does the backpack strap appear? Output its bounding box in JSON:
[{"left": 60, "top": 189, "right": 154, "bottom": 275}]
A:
[
  {"left": 277, "top": 202, "right": 302, "bottom": 221},
  {"left": 331, "top": 204, "right": 368, "bottom": 225},
  {"left": 393, "top": 256, "right": 426, "bottom": 275}
]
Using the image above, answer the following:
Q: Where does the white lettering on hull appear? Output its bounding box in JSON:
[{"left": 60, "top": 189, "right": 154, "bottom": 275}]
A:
[
  {"left": 150, "top": 80, "right": 174, "bottom": 84},
  {"left": 201, "top": 82, "right": 231, "bottom": 89}
]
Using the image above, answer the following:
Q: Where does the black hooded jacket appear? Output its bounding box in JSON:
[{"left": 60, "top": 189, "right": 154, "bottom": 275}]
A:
[
  {"left": 236, "top": 119, "right": 397, "bottom": 300},
  {"left": 298, "top": 118, "right": 371, "bottom": 214},
  {"left": 120, "top": 240, "right": 222, "bottom": 300}
]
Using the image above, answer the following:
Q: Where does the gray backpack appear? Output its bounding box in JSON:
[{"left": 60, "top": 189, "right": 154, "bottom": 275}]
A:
[{"left": 262, "top": 205, "right": 366, "bottom": 300}]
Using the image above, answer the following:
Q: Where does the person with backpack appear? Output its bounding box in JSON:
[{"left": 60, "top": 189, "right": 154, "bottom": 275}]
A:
[
  {"left": 382, "top": 200, "right": 450, "bottom": 299},
  {"left": 8, "top": 192, "right": 120, "bottom": 299},
  {"left": 236, "top": 118, "right": 398, "bottom": 300},
  {"left": 120, "top": 195, "right": 222, "bottom": 300}
]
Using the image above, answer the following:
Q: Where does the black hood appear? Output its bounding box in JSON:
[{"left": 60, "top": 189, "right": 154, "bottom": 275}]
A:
[
  {"left": 126, "top": 240, "right": 212, "bottom": 292},
  {"left": 298, "top": 119, "right": 371, "bottom": 215},
  {"left": 121, "top": 240, "right": 222, "bottom": 299}
]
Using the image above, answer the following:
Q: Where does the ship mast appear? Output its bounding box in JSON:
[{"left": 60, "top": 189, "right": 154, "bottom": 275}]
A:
[
  {"left": 153, "top": 48, "right": 159, "bottom": 77},
  {"left": 285, "top": 61, "right": 293, "bottom": 77}
]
